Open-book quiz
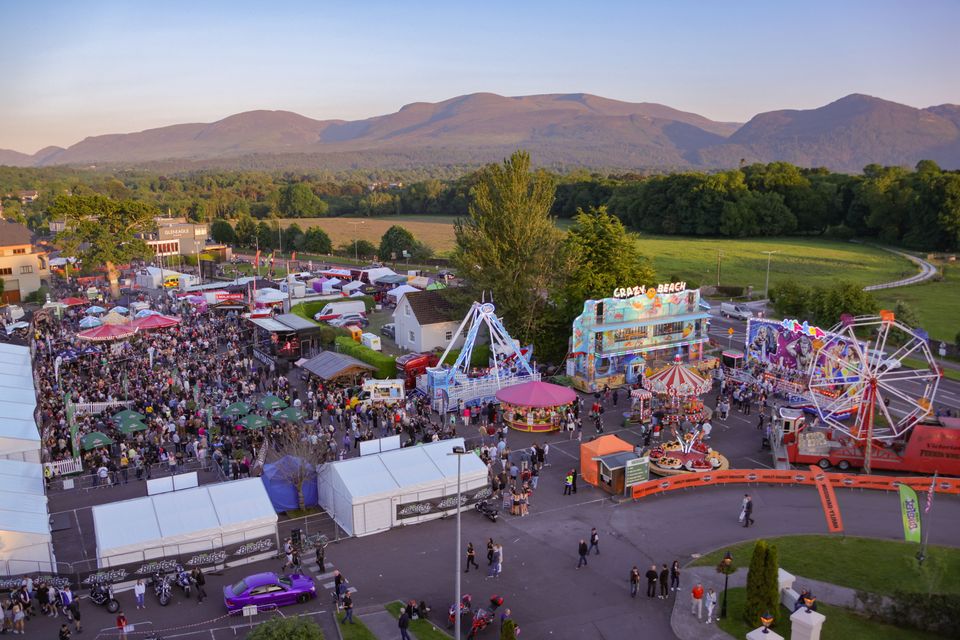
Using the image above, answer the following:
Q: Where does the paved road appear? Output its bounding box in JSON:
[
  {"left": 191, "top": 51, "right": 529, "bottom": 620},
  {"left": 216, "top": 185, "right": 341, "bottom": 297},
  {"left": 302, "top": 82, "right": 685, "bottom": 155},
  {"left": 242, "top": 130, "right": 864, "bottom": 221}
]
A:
[{"left": 862, "top": 245, "right": 938, "bottom": 291}]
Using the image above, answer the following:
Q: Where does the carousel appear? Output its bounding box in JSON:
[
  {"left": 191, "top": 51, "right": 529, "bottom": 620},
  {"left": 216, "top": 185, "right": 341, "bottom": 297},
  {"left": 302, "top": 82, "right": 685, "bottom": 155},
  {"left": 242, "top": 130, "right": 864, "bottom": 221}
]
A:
[
  {"left": 496, "top": 381, "right": 577, "bottom": 432},
  {"left": 642, "top": 356, "right": 711, "bottom": 427}
]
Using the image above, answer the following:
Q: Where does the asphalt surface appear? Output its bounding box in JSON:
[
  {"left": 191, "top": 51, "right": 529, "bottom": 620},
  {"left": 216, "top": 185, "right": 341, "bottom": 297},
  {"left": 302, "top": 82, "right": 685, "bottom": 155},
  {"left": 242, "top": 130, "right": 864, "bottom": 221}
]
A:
[{"left": 30, "top": 305, "right": 960, "bottom": 640}]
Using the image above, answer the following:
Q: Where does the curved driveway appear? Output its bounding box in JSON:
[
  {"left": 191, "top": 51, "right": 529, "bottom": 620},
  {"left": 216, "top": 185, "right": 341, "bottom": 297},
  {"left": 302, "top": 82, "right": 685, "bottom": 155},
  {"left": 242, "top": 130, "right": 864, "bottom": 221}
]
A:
[{"left": 862, "top": 244, "right": 938, "bottom": 291}]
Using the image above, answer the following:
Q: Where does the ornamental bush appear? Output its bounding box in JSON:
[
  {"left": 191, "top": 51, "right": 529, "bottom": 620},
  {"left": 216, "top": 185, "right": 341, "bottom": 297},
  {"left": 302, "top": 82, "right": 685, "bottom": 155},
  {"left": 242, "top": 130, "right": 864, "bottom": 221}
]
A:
[
  {"left": 335, "top": 336, "right": 396, "bottom": 378},
  {"left": 744, "top": 540, "right": 780, "bottom": 629}
]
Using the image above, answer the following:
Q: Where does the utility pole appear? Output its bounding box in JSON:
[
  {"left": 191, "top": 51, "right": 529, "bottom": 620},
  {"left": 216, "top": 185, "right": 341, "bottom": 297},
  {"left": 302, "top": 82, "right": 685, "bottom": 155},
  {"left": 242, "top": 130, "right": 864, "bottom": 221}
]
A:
[
  {"left": 716, "top": 250, "right": 723, "bottom": 287},
  {"left": 761, "top": 250, "right": 778, "bottom": 299}
]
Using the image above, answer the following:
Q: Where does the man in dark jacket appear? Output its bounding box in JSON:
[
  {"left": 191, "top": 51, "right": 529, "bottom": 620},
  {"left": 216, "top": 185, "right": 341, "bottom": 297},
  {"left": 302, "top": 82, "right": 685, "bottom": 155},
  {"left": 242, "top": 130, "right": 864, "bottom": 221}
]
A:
[
  {"left": 398, "top": 610, "right": 411, "bottom": 640},
  {"left": 743, "top": 494, "right": 755, "bottom": 527},
  {"left": 659, "top": 564, "right": 670, "bottom": 599},
  {"left": 192, "top": 568, "right": 207, "bottom": 602},
  {"left": 645, "top": 565, "right": 658, "bottom": 597},
  {"left": 577, "top": 539, "right": 589, "bottom": 568}
]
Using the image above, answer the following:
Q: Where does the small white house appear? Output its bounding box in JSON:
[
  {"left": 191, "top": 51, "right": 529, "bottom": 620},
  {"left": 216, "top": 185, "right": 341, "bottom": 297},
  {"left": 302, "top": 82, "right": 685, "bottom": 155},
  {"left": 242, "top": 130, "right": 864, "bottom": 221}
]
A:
[{"left": 393, "top": 290, "right": 466, "bottom": 353}]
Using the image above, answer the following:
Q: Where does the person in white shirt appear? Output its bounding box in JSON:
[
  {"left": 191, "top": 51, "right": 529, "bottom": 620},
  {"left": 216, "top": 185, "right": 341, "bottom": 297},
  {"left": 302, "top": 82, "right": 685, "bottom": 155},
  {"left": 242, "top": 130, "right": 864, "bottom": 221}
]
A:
[{"left": 134, "top": 580, "right": 146, "bottom": 609}]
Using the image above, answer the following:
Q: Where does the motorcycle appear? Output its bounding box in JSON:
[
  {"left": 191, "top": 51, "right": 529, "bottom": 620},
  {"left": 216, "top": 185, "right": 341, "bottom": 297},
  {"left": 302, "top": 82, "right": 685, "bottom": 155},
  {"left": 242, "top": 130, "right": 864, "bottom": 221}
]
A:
[
  {"left": 89, "top": 583, "right": 120, "bottom": 613},
  {"left": 467, "top": 608, "right": 493, "bottom": 639},
  {"left": 153, "top": 572, "right": 173, "bottom": 606},
  {"left": 447, "top": 594, "right": 472, "bottom": 628},
  {"left": 174, "top": 564, "right": 193, "bottom": 598},
  {"left": 474, "top": 500, "right": 498, "bottom": 522}
]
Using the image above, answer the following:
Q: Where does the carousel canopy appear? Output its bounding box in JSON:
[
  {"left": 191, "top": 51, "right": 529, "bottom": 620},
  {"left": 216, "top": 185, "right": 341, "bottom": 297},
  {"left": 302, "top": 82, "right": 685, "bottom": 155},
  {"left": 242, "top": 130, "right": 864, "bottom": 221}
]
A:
[
  {"left": 76, "top": 323, "right": 137, "bottom": 342},
  {"left": 642, "top": 360, "right": 711, "bottom": 397},
  {"left": 495, "top": 381, "right": 576, "bottom": 408},
  {"left": 131, "top": 314, "right": 181, "bottom": 331}
]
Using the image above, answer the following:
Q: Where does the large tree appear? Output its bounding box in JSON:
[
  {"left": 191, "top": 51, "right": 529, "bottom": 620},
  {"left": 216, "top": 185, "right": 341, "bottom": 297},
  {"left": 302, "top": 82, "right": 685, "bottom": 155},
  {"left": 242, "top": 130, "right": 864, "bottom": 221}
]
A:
[
  {"left": 378, "top": 224, "right": 431, "bottom": 261},
  {"left": 452, "top": 150, "right": 567, "bottom": 345},
  {"left": 50, "top": 194, "right": 157, "bottom": 298},
  {"left": 300, "top": 227, "right": 332, "bottom": 254},
  {"left": 209, "top": 219, "right": 237, "bottom": 244},
  {"left": 278, "top": 183, "right": 327, "bottom": 218}
]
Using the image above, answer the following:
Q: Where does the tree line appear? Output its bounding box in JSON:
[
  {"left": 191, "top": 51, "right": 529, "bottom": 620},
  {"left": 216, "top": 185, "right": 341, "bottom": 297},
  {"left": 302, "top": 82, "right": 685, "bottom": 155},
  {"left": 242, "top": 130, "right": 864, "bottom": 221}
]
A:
[{"left": 2, "top": 159, "right": 958, "bottom": 251}]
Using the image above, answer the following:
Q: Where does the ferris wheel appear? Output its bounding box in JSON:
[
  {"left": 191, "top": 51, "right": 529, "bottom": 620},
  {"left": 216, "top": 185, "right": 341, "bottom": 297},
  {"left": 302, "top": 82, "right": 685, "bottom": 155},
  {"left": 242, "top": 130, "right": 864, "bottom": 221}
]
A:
[{"left": 806, "top": 314, "right": 940, "bottom": 442}]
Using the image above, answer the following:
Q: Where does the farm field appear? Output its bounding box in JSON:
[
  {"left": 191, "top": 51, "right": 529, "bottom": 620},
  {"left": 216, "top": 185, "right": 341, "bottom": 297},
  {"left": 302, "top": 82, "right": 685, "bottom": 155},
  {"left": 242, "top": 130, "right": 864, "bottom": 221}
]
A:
[
  {"left": 874, "top": 262, "right": 960, "bottom": 342},
  {"left": 276, "top": 216, "right": 460, "bottom": 253}
]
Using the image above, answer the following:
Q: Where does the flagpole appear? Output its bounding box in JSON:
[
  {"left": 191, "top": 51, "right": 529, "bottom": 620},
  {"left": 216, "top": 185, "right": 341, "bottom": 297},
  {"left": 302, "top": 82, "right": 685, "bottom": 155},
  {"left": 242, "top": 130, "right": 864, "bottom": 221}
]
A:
[{"left": 918, "top": 472, "right": 937, "bottom": 565}]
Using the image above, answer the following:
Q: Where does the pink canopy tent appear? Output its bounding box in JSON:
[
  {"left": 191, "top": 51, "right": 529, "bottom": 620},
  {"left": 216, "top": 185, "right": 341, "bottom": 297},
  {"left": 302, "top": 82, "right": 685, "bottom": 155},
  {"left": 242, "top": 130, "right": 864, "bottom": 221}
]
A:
[
  {"left": 131, "top": 314, "right": 181, "bottom": 331},
  {"left": 76, "top": 323, "right": 138, "bottom": 342},
  {"left": 60, "top": 297, "right": 87, "bottom": 307},
  {"left": 642, "top": 358, "right": 711, "bottom": 397},
  {"left": 495, "top": 381, "right": 576, "bottom": 408}
]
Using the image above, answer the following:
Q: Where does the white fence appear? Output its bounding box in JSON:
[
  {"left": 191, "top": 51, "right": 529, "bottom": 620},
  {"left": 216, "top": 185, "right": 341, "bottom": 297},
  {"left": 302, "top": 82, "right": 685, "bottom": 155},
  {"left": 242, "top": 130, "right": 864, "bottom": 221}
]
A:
[
  {"left": 72, "top": 400, "right": 133, "bottom": 416},
  {"left": 44, "top": 458, "right": 84, "bottom": 476}
]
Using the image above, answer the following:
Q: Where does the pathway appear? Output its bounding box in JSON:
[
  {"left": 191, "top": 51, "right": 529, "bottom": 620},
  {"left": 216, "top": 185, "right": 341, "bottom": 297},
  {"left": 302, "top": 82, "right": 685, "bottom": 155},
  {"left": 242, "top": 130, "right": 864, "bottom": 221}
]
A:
[{"left": 859, "top": 243, "right": 938, "bottom": 291}]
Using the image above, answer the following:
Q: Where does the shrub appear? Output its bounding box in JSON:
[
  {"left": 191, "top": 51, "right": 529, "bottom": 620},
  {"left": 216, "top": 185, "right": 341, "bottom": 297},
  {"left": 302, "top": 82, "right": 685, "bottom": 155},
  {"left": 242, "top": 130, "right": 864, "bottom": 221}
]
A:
[
  {"left": 824, "top": 223, "right": 855, "bottom": 240},
  {"left": 714, "top": 285, "right": 747, "bottom": 298},
  {"left": 335, "top": 336, "right": 396, "bottom": 378},
  {"left": 744, "top": 540, "right": 779, "bottom": 630},
  {"left": 247, "top": 616, "right": 324, "bottom": 640},
  {"left": 25, "top": 285, "right": 50, "bottom": 304},
  {"left": 856, "top": 590, "right": 960, "bottom": 636}
]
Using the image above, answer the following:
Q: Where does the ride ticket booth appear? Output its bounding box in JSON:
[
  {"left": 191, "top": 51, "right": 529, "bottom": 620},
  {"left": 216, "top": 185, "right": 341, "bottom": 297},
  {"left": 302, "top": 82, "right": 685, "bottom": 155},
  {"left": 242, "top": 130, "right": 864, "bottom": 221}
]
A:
[{"left": 594, "top": 451, "right": 648, "bottom": 496}]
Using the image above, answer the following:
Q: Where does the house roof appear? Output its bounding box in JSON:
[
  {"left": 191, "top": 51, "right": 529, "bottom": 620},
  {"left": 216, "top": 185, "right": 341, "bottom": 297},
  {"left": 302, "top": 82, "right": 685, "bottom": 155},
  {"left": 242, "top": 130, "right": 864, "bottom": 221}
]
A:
[
  {"left": 403, "top": 290, "right": 461, "bottom": 326},
  {"left": 0, "top": 221, "right": 33, "bottom": 247},
  {"left": 300, "top": 351, "right": 375, "bottom": 380}
]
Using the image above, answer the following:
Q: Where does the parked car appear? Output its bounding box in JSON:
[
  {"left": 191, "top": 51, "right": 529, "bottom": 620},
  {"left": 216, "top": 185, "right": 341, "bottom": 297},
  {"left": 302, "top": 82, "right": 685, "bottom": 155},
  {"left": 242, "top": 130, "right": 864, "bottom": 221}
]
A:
[
  {"left": 329, "top": 313, "right": 369, "bottom": 329},
  {"left": 720, "top": 302, "right": 753, "bottom": 321},
  {"left": 380, "top": 323, "right": 396, "bottom": 339},
  {"left": 223, "top": 572, "right": 316, "bottom": 612}
]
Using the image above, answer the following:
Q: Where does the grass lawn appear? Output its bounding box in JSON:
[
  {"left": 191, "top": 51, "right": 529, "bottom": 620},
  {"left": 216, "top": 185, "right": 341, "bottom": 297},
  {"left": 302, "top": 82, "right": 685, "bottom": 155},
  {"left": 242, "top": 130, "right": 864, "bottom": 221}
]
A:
[
  {"left": 691, "top": 535, "right": 960, "bottom": 595},
  {"left": 384, "top": 601, "right": 452, "bottom": 640},
  {"left": 874, "top": 262, "right": 960, "bottom": 342},
  {"left": 337, "top": 616, "right": 378, "bottom": 640},
  {"left": 633, "top": 236, "right": 914, "bottom": 291},
  {"left": 715, "top": 587, "right": 935, "bottom": 640},
  {"left": 277, "top": 216, "right": 459, "bottom": 254}
]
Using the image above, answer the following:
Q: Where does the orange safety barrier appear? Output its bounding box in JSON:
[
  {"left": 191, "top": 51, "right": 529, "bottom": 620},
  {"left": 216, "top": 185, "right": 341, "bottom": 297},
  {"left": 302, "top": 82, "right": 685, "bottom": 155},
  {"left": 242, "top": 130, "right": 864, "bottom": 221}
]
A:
[
  {"left": 630, "top": 468, "right": 960, "bottom": 500},
  {"left": 809, "top": 465, "right": 844, "bottom": 533}
]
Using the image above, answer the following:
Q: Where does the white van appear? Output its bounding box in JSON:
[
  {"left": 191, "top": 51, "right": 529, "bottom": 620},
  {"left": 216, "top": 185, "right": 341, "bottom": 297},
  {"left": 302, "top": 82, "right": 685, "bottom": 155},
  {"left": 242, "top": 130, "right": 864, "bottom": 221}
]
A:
[
  {"left": 358, "top": 379, "right": 405, "bottom": 408},
  {"left": 313, "top": 300, "right": 366, "bottom": 322},
  {"left": 720, "top": 302, "right": 753, "bottom": 321}
]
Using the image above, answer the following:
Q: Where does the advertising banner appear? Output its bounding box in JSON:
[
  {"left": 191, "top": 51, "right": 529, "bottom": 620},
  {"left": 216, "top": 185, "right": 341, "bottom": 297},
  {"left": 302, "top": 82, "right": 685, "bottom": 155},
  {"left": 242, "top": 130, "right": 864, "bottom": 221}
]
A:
[
  {"left": 809, "top": 465, "right": 844, "bottom": 533},
  {"left": 899, "top": 484, "right": 922, "bottom": 543}
]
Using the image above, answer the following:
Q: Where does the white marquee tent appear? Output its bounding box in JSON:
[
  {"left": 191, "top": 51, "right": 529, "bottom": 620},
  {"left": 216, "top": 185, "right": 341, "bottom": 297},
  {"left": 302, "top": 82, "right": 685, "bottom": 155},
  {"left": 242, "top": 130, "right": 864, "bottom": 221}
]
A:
[
  {"left": 0, "top": 344, "right": 40, "bottom": 463},
  {"left": 0, "top": 459, "right": 54, "bottom": 574},
  {"left": 317, "top": 438, "right": 489, "bottom": 537},
  {"left": 92, "top": 478, "right": 279, "bottom": 568}
]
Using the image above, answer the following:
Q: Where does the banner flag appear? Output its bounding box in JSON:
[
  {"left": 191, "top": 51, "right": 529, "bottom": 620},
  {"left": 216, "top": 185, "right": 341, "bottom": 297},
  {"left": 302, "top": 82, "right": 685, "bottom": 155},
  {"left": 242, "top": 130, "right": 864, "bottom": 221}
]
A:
[
  {"left": 925, "top": 473, "right": 937, "bottom": 514},
  {"left": 899, "top": 484, "right": 922, "bottom": 543}
]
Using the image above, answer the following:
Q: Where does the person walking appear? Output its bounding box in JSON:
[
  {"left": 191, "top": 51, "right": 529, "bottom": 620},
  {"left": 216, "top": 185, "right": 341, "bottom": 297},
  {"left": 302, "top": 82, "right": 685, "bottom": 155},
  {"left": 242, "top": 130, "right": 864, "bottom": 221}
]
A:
[
  {"left": 670, "top": 560, "right": 681, "bottom": 591},
  {"left": 486, "top": 538, "right": 495, "bottom": 566},
  {"left": 588, "top": 527, "right": 600, "bottom": 555},
  {"left": 116, "top": 611, "right": 129, "bottom": 639},
  {"left": 705, "top": 588, "right": 718, "bottom": 623},
  {"left": 333, "top": 570, "right": 346, "bottom": 601},
  {"left": 577, "top": 539, "right": 589, "bottom": 569},
  {"left": 68, "top": 595, "right": 82, "bottom": 634},
  {"left": 629, "top": 566, "right": 641, "bottom": 598},
  {"left": 134, "top": 579, "right": 146, "bottom": 609},
  {"left": 645, "top": 565, "right": 658, "bottom": 598},
  {"left": 743, "top": 494, "right": 755, "bottom": 527},
  {"left": 691, "top": 583, "right": 704, "bottom": 621},
  {"left": 465, "top": 542, "right": 479, "bottom": 572},
  {"left": 563, "top": 472, "right": 573, "bottom": 495},
  {"left": 192, "top": 567, "right": 207, "bottom": 603},
  {"left": 316, "top": 543, "right": 326, "bottom": 573},
  {"left": 659, "top": 564, "right": 670, "bottom": 599},
  {"left": 399, "top": 609, "right": 412, "bottom": 640},
  {"left": 340, "top": 593, "right": 354, "bottom": 624},
  {"left": 571, "top": 468, "right": 578, "bottom": 493}
]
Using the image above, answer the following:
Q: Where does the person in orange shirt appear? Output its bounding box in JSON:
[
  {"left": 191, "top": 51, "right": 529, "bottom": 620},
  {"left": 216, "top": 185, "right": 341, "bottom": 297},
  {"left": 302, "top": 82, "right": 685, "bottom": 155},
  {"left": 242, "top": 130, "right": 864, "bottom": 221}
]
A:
[{"left": 691, "top": 583, "right": 704, "bottom": 621}]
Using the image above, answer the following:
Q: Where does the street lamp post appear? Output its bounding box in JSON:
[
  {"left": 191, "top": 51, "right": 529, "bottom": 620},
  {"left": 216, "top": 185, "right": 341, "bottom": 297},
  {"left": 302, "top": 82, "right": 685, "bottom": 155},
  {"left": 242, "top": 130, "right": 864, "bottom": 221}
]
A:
[
  {"left": 761, "top": 250, "right": 778, "bottom": 299},
  {"left": 346, "top": 220, "right": 365, "bottom": 262},
  {"left": 448, "top": 445, "right": 469, "bottom": 640},
  {"left": 718, "top": 551, "right": 734, "bottom": 619}
]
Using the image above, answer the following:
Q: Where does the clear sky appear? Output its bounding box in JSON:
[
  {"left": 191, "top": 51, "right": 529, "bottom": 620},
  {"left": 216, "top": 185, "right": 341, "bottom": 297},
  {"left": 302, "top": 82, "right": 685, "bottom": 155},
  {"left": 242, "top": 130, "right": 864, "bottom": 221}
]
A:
[{"left": 3, "top": 0, "right": 959, "bottom": 153}]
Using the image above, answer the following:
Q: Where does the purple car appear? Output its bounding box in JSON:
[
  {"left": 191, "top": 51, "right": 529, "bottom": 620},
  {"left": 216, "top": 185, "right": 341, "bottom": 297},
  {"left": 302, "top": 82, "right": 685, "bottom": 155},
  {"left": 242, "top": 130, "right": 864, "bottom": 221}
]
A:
[{"left": 223, "top": 572, "right": 316, "bottom": 612}]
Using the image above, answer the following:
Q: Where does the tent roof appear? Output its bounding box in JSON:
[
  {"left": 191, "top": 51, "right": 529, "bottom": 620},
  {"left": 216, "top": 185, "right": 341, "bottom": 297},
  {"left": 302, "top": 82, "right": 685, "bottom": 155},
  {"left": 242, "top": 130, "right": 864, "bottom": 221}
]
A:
[
  {"left": 341, "top": 281, "right": 365, "bottom": 292},
  {"left": 274, "top": 313, "right": 318, "bottom": 331},
  {"left": 495, "top": 381, "right": 576, "bottom": 408},
  {"left": 328, "top": 438, "right": 486, "bottom": 500},
  {"left": 364, "top": 267, "right": 397, "bottom": 283},
  {"left": 387, "top": 284, "right": 419, "bottom": 298},
  {"left": 300, "top": 351, "right": 375, "bottom": 380},
  {"left": 643, "top": 360, "right": 710, "bottom": 397},
  {"left": 0, "top": 509, "right": 50, "bottom": 535},
  {"left": 374, "top": 274, "right": 408, "bottom": 285},
  {"left": 579, "top": 434, "right": 634, "bottom": 487},
  {"left": 208, "top": 478, "right": 278, "bottom": 527}
]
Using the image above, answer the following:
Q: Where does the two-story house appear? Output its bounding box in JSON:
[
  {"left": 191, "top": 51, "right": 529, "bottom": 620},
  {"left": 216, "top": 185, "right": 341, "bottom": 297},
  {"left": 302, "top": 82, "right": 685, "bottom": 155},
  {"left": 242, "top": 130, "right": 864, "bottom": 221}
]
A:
[{"left": 0, "top": 221, "right": 49, "bottom": 303}]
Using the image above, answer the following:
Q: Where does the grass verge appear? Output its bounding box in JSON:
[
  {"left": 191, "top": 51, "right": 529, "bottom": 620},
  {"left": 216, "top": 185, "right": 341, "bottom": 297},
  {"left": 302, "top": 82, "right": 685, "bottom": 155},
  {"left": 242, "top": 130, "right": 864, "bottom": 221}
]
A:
[
  {"left": 337, "top": 616, "right": 377, "bottom": 640},
  {"left": 691, "top": 535, "right": 960, "bottom": 595},
  {"left": 715, "top": 587, "right": 934, "bottom": 639},
  {"left": 385, "top": 601, "right": 452, "bottom": 640}
]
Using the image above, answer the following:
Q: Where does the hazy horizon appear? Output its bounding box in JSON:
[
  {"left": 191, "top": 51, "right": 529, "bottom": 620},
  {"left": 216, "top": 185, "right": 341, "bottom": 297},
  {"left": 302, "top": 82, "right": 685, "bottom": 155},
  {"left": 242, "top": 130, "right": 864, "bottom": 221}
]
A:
[{"left": 4, "top": 0, "right": 959, "bottom": 154}]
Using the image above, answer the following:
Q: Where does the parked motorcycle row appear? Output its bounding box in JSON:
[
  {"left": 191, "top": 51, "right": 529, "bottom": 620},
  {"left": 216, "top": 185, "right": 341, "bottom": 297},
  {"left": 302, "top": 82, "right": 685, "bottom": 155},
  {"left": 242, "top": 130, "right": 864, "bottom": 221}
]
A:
[
  {"left": 448, "top": 594, "right": 506, "bottom": 639},
  {"left": 152, "top": 564, "right": 193, "bottom": 606}
]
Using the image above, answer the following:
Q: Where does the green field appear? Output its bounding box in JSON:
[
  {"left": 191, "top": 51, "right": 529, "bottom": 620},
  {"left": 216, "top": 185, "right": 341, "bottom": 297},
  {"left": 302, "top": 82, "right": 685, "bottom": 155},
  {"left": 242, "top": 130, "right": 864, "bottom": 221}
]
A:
[
  {"left": 634, "top": 236, "right": 914, "bottom": 292},
  {"left": 691, "top": 535, "right": 960, "bottom": 595},
  {"left": 875, "top": 262, "right": 960, "bottom": 342},
  {"left": 277, "top": 216, "right": 460, "bottom": 253}
]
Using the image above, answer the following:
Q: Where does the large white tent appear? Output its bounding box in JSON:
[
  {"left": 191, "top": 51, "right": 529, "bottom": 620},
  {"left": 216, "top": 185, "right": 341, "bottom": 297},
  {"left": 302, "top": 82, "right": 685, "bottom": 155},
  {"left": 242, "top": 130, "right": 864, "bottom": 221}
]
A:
[
  {"left": 0, "top": 344, "right": 40, "bottom": 463},
  {"left": 92, "top": 478, "right": 279, "bottom": 568},
  {"left": 317, "top": 438, "right": 489, "bottom": 537},
  {"left": 0, "top": 459, "right": 54, "bottom": 574}
]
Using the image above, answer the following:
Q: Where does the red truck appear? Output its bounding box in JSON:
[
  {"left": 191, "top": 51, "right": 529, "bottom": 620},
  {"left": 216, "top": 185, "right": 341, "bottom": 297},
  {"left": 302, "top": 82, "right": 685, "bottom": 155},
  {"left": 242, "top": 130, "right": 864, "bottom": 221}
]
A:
[
  {"left": 776, "top": 408, "right": 960, "bottom": 475},
  {"left": 395, "top": 352, "right": 439, "bottom": 390}
]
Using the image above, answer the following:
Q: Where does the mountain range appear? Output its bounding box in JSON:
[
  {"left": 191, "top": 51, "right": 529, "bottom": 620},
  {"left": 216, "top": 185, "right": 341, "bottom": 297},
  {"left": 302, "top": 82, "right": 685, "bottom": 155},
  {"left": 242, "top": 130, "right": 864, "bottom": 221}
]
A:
[{"left": 2, "top": 92, "right": 959, "bottom": 172}]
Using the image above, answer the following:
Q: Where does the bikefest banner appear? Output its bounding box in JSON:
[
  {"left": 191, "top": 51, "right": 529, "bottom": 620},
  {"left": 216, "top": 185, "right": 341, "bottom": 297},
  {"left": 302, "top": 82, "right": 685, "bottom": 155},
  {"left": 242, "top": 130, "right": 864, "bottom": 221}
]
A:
[{"left": 898, "top": 484, "right": 922, "bottom": 543}]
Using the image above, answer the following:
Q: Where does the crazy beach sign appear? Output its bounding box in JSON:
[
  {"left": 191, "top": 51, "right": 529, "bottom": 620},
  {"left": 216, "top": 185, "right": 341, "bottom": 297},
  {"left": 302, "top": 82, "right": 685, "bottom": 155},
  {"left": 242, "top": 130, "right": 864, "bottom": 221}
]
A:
[{"left": 613, "top": 282, "right": 686, "bottom": 299}]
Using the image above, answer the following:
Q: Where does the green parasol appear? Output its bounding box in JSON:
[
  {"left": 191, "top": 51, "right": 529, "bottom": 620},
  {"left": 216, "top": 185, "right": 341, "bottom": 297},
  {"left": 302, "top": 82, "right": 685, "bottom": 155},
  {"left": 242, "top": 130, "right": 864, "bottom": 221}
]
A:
[
  {"left": 112, "top": 409, "right": 145, "bottom": 422},
  {"left": 237, "top": 414, "right": 270, "bottom": 430},
  {"left": 272, "top": 407, "right": 303, "bottom": 422},
  {"left": 81, "top": 432, "right": 114, "bottom": 450},
  {"left": 223, "top": 402, "right": 251, "bottom": 417},
  {"left": 258, "top": 394, "right": 288, "bottom": 411},
  {"left": 116, "top": 419, "right": 148, "bottom": 435}
]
